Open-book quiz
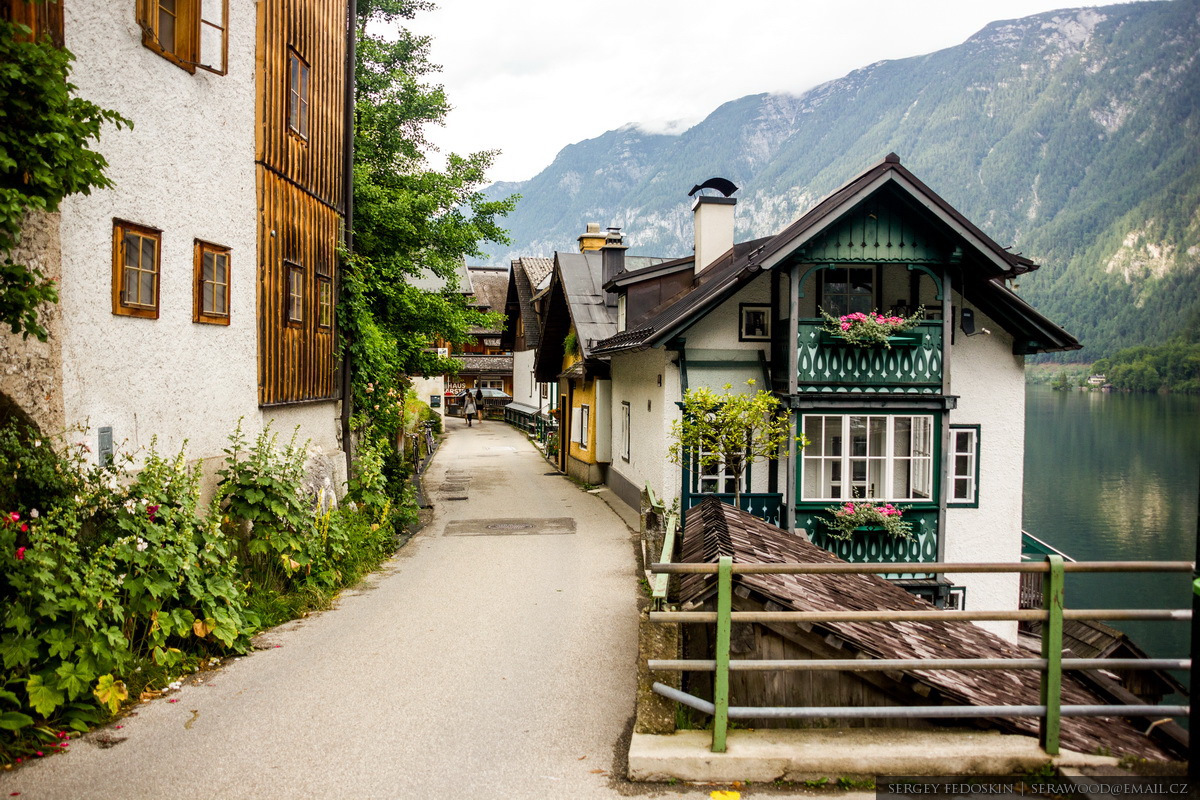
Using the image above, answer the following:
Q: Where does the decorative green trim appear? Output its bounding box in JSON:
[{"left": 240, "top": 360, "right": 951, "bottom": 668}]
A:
[{"left": 906, "top": 265, "right": 944, "bottom": 300}]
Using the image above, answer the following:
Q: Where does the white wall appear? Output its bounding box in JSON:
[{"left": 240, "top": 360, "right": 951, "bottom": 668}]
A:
[
  {"left": 510, "top": 349, "right": 537, "bottom": 407},
  {"left": 608, "top": 348, "right": 679, "bottom": 504},
  {"left": 944, "top": 295, "right": 1026, "bottom": 638},
  {"left": 412, "top": 376, "right": 447, "bottom": 417},
  {"left": 53, "top": 3, "right": 346, "bottom": 493},
  {"left": 678, "top": 276, "right": 771, "bottom": 351}
]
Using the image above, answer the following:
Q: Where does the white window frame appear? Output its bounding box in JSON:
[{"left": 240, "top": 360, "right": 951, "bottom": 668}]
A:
[
  {"left": 579, "top": 404, "right": 590, "bottom": 450},
  {"left": 620, "top": 401, "right": 631, "bottom": 461},
  {"left": 801, "top": 413, "right": 934, "bottom": 502},
  {"left": 949, "top": 426, "right": 980, "bottom": 506}
]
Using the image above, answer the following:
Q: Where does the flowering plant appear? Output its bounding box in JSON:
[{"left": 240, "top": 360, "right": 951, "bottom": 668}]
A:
[
  {"left": 819, "top": 307, "right": 924, "bottom": 347},
  {"left": 823, "top": 500, "right": 913, "bottom": 540}
]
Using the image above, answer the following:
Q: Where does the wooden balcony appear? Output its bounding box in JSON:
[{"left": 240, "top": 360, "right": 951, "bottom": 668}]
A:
[{"left": 796, "top": 320, "right": 943, "bottom": 394}]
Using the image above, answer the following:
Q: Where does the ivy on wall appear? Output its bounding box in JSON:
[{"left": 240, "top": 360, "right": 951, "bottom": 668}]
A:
[{"left": 0, "top": 9, "right": 129, "bottom": 341}]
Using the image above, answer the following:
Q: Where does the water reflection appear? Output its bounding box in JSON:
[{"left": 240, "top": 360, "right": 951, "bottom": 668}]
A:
[{"left": 1023, "top": 385, "right": 1199, "bottom": 661}]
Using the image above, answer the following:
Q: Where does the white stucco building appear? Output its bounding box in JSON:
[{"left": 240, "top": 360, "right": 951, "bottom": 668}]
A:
[
  {"left": 0, "top": 0, "right": 351, "bottom": 493},
  {"left": 590, "top": 155, "right": 1080, "bottom": 633}
]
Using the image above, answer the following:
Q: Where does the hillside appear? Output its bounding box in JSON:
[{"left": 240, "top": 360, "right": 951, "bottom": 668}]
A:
[{"left": 483, "top": 0, "right": 1200, "bottom": 359}]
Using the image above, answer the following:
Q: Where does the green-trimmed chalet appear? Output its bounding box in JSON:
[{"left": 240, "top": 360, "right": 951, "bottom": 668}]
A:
[{"left": 591, "top": 154, "right": 1079, "bottom": 629}]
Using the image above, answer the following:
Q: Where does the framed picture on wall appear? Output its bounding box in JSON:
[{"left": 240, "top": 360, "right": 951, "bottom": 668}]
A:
[{"left": 739, "top": 303, "right": 771, "bottom": 341}]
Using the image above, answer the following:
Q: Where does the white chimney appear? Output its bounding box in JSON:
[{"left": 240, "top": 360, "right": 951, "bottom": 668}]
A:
[{"left": 692, "top": 195, "right": 736, "bottom": 274}]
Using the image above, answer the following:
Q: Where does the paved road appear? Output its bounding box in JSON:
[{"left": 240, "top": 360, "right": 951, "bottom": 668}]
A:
[{"left": 3, "top": 421, "right": 654, "bottom": 799}]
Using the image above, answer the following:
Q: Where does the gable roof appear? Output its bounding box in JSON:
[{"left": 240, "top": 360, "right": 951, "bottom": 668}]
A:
[
  {"left": 465, "top": 267, "right": 509, "bottom": 336},
  {"left": 678, "top": 497, "right": 1176, "bottom": 760},
  {"left": 504, "top": 257, "right": 554, "bottom": 350},
  {"left": 592, "top": 154, "right": 1079, "bottom": 357}
]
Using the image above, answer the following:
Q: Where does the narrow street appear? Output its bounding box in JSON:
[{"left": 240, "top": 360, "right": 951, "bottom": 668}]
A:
[{"left": 0, "top": 421, "right": 654, "bottom": 799}]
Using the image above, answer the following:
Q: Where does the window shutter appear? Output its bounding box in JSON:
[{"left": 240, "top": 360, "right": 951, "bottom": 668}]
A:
[
  {"left": 197, "top": 0, "right": 227, "bottom": 74},
  {"left": 135, "top": 0, "right": 153, "bottom": 31}
]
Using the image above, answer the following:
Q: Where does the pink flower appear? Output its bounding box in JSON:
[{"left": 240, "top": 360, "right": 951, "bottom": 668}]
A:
[
  {"left": 840, "top": 322, "right": 851, "bottom": 331},
  {"left": 19, "top": 524, "right": 27, "bottom": 533},
  {"left": 15, "top": 547, "right": 25, "bottom": 560},
  {"left": 8, "top": 512, "right": 18, "bottom": 522}
]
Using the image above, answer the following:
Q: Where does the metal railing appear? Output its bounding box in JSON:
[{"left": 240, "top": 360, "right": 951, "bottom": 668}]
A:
[{"left": 648, "top": 556, "right": 1193, "bottom": 755}]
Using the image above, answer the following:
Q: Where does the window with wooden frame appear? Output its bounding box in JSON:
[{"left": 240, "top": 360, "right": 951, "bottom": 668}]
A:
[
  {"left": 2, "top": 0, "right": 65, "bottom": 47},
  {"left": 285, "top": 262, "right": 304, "bottom": 326},
  {"left": 287, "top": 49, "right": 310, "bottom": 138},
  {"left": 112, "top": 220, "right": 161, "bottom": 319},
  {"left": 193, "top": 240, "right": 230, "bottom": 325},
  {"left": 136, "top": 0, "right": 228, "bottom": 75},
  {"left": 316, "top": 278, "right": 333, "bottom": 328},
  {"left": 948, "top": 425, "right": 980, "bottom": 507},
  {"left": 578, "top": 404, "right": 590, "bottom": 450}
]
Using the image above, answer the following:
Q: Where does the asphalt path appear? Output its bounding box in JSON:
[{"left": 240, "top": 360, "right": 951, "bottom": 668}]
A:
[{"left": 2, "top": 421, "right": 657, "bottom": 799}]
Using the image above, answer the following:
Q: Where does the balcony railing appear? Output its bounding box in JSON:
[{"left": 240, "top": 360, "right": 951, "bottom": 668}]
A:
[
  {"left": 796, "top": 319, "right": 943, "bottom": 393},
  {"left": 683, "top": 493, "right": 784, "bottom": 528}
]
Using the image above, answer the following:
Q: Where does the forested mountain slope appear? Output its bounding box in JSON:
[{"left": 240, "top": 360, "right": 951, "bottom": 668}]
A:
[{"left": 484, "top": 0, "right": 1200, "bottom": 359}]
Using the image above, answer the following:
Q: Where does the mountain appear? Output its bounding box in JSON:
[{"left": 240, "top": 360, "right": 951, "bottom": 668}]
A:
[{"left": 482, "top": 0, "right": 1200, "bottom": 360}]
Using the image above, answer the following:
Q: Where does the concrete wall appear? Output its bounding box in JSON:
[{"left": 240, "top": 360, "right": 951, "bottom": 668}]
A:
[
  {"left": 412, "top": 376, "right": 447, "bottom": 418},
  {"left": 945, "top": 295, "right": 1026, "bottom": 638}
]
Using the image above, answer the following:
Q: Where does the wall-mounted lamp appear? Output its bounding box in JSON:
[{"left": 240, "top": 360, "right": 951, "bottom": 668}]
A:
[{"left": 960, "top": 308, "right": 991, "bottom": 337}]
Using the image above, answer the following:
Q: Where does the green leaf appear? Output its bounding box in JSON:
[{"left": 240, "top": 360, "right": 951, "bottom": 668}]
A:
[
  {"left": 2, "top": 635, "right": 39, "bottom": 669},
  {"left": 27, "top": 674, "right": 65, "bottom": 717},
  {"left": 0, "top": 711, "right": 34, "bottom": 731},
  {"left": 54, "top": 661, "right": 93, "bottom": 700}
]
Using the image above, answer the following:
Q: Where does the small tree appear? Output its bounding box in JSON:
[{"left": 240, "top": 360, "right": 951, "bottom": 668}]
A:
[{"left": 669, "top": 381, "right": 801, "bottom": 507}]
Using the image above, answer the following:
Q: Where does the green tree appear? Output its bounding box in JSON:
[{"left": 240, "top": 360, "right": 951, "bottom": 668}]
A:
[
  {"left": 669, "top": 382, "right": 800, "bottom": 507},
  {"left": 345, "top": 0, "right": 515, "bottom": 475},
  {"left": 0, "top": 8, "right": 129, "bottom": 340}
]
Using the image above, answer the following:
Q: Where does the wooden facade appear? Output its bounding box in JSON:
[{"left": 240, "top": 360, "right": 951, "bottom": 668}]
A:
[
  {"left": 255, "top": 0, "right": 347, "bottom": 405},
  {"left": 1, "top": 0, "right": 64, "bottom": 46}
]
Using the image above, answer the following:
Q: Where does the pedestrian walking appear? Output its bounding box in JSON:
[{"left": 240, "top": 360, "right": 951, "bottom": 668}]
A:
[
  {"left": 462, "top": 391, "right": 476, "bottom": 427},
  {"left": 475, "top": 387, "right": 485, "bottom": 423}
]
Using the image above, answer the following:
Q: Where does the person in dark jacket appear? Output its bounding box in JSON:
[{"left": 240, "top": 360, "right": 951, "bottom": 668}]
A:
[{"left": 475, "top": 387, "right": 485, "bottom": 423}]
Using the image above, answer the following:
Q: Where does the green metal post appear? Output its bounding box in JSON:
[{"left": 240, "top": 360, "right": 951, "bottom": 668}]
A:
[
  {"left": 1039, "top": 554, "right": 1065, "bottom": 755},
  {"left": 712, "top": 555, "right": 733, "bottom": 753}
]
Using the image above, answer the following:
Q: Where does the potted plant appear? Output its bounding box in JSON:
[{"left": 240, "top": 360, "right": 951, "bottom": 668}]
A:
[
  {"left": 823, "top": 500, "right": 914, "bottom": 540},
  {"left": 819, "top": 307, "right": 925, "bottom": 347}
]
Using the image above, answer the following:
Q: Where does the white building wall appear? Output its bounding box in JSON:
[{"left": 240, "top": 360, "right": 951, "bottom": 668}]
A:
[
  {"left": 412, "top": 376, "right": 447, "bottom": 417},
  {"left": 945, "top": 297, "right": 1026, "bottom": 639},
  {"left": 510, "top": 349, "right": 537, "bottom": 407},
  {"left": 607, "top": 348, "right": 679, "bottom": 506},
  {"left": 57, "top": 3, "right": 260, "bottom": 468}
]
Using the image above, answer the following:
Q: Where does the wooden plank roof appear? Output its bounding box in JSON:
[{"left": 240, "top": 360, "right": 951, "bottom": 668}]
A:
[{"left": 677, "top": 497, "right": 1177, "bottom": 760}]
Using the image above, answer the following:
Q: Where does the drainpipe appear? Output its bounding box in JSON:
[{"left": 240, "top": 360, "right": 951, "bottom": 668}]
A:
[{"left": 339, "top": 0, "right": 357, "bottom": 481}]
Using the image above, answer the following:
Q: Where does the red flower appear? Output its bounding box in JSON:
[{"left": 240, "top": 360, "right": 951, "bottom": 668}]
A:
[
  {"left": 15, "top": 547, "right": 25, "bottom": 560},
  {"left": 147, "top": 504, "right": 160, "bottom": 522},
  {"left": 19, "top": 523, "right": 27, "bottom": 533}
]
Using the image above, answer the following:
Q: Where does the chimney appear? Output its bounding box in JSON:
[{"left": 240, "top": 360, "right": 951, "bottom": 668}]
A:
[
  {"left": 578, "top": 222, "right": 606, "bottom": 252},
  {"left": 600, "top": 227, "right": 626, "bottom": 308},
  {"left": 693, "top": 195, "right": 736, "bottom": 274}
]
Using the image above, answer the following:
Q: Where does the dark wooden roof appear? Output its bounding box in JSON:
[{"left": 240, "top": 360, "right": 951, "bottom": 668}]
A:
[
  {"left": 505, "top": 257, "right": 554, "bottom": 350},
  {"left": 592, "top": 154, "right": 1079, "bottom": 357},
  {"left": 454, "top": 354, "right": 513, "bottom": 374},
  {"left": 677, "top": 497, "right": 1176, "bottom": 760}
]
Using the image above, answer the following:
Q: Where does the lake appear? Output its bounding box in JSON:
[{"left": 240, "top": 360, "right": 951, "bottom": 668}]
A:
[{"left": 1023, "top": 384, "right": 1199, "bottom": 663}]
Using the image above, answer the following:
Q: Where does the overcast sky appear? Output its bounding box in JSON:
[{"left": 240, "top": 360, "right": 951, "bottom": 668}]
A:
[{"left": 404, "top": 0, "right": 1144, "bottom": 183}]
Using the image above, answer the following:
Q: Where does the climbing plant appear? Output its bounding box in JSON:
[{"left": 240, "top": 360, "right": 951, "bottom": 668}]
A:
[{"left": 0, "top": 9, "right": 130, "bottom": 340}]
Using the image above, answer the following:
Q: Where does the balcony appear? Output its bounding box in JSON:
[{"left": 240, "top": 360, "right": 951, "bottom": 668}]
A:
[
  {"left": 796, "top": 320, "right": 943, "bottom": 394},
  {"left": 798, "top": 507, "right": 940, "bottom": 578}
]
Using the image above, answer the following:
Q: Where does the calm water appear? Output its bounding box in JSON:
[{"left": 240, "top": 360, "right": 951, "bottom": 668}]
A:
[{"left": 1023, "top": 385, "right": 1199, "bottom": 662}]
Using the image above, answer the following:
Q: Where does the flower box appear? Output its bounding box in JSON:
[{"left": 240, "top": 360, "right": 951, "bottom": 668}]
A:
[{"left": 818, "top": 331, "right": 923, "bottom": 347}]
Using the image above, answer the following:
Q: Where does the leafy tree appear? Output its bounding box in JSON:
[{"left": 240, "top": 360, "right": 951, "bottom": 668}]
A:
[
  {"left": 669, "top": 382, "right": 800, "bottom": 507},
  {"left": 345, "top": 0, "right": 515, "bottom": 476},
  {"left": 0, "top": 8, "right": 129, "bottom": 341}
]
